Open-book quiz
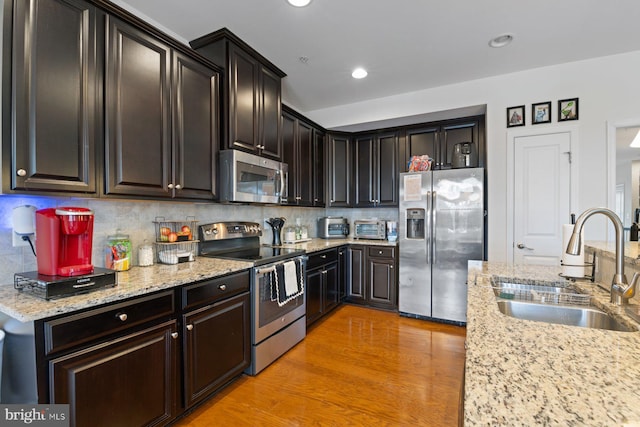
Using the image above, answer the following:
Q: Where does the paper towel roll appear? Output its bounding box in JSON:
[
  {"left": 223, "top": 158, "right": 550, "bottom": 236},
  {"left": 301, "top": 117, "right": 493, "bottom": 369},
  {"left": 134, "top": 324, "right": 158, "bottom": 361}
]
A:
[{"left": 561, "top": 224, "right": 585, "bottom": 278}]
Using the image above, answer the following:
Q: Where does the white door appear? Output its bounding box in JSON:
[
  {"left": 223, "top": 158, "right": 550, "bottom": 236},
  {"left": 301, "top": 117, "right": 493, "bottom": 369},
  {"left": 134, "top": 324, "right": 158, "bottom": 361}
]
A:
[{"left": 513, "top": 132, "right": 571, "bottom": 264}]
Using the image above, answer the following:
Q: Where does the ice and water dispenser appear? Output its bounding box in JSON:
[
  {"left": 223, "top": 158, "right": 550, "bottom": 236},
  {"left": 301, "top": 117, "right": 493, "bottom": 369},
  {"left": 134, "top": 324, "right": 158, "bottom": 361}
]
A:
[{"left": 406, "top": 208, "right": 425, "bottom": 239}]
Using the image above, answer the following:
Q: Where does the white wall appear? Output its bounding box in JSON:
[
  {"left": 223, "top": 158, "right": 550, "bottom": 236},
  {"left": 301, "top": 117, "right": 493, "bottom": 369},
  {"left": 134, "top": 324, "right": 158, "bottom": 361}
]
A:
[{"left": 303, "top": 50, "right": 640, "bottom": 262}]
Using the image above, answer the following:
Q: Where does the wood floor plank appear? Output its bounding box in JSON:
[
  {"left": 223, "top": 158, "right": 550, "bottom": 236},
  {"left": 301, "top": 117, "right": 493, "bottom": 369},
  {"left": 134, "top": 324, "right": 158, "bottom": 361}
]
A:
[{"left": 174, "top": 304, "right": 466, "bottom": 426}]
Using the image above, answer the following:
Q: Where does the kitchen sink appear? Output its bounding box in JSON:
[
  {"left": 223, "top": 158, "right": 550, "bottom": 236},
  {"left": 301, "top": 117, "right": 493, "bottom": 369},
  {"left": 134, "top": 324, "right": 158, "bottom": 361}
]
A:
[
  {"left": 496, "top": 300, "right": 634, "bottom": 332},
  {"left": 492, "top": 280, "right": 636, "bottom": 332}
]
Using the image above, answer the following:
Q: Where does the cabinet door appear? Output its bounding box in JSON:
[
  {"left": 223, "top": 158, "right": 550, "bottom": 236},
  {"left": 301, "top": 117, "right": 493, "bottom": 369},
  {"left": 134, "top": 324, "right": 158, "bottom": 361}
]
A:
[
  {"left": 324, "top": 263, "right": 339, "bottom": 313},
  {"left": 377, "top": 132, "right": 399, "bottom": 206},
  {"left": 50, "top": 320, "right": 178, "bottom": 427},
  {"left": 228, "top": 45, "right": 258, "bottom": 153},
  {"left": 8, "top": 0, "right": 99, "bottom": 193},
  {"left": 368, "top": 257, "right": 397, "bottom": 309},
  {"left": 306, "top": 268, "right": 324, "bottom": 326},
  {"left": 183, "top": 292, "right": 250, "bottom": 408},
  {"left": 354, "top": 135, "right": 375, "bottom": 207},
  {"left": 104, "top": 16, "right": 172, "bottom": 197},
  {"left": 259, "top": 66, "right": 282, "bottom": 160},
  {"left": 281, "top": 112, "right": 297, "bottom": 203},
  {"left": 328, "top": 134, "right": 351, "bottom": 207},
  {"left": 172, "top": 52, "right": 219, "bottom": 200},
  {"left": 313, "top": 129, "right": 326, "bottom": 207},
  {"left": 347, "top": 246, "right": 366, "bottom": 304},
  {"left": 337, "top": 246, "right": 348, "bottom": 300},
  {"left": 297, "top": 120, "right": 314, "bottom": 205}
]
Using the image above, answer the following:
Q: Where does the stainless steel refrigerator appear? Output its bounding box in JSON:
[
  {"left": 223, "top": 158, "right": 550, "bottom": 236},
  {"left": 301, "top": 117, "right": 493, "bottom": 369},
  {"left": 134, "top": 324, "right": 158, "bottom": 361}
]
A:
[{"left": 398, "top": 168, "right": 484, "bottom": 323}]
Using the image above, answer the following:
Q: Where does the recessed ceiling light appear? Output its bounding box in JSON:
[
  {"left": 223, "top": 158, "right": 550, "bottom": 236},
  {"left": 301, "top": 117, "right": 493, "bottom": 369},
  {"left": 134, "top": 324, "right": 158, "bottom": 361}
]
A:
[
  {"left": 489, "top": 33, "right": 514, "bottom": 48},
  {"left": 287, "top": 0, "right": 311, "bottom": 7},
  {"left": 352, "top": 68, "right": 368, "bottom": 79}
]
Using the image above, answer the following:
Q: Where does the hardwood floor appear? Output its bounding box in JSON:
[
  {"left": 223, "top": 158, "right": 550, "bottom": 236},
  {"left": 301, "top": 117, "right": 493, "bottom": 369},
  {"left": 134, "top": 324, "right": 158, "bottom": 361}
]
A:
[{"left": 174, "top": 304, "right": 466, "bottom": 426}]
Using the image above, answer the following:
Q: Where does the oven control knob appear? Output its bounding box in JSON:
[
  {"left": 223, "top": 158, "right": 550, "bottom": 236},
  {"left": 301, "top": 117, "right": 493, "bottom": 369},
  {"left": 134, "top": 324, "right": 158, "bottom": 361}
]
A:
[{"left": 212, "top": 227, "right": 218, "bottom": 234}]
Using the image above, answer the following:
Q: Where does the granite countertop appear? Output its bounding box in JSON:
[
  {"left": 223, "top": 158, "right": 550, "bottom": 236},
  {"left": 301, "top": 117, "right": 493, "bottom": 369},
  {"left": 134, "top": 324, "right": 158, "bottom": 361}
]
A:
[
  {"left": 464, "top": 261, "right": 640, "bottom": 426},
  {"left": 586, "top": 240, "right": 640, "bottom": 266},
  {"left": 0, "top": 238, "right": 395, "bottom": 323}
]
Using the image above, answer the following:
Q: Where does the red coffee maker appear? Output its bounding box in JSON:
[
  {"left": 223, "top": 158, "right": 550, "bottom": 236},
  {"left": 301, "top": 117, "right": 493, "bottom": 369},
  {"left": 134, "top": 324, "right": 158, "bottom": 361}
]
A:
[{"left": 35, "top": 207, "right": 95, "bottom": 277}]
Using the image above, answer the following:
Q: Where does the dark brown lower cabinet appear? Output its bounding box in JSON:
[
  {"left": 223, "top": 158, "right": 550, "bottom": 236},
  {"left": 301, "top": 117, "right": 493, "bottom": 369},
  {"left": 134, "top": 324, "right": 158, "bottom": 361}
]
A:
[
  {"left": 347, "top": 245, "right": 398, "bottom": 310},
  {"left": 49, "top": 320, "right": 178, "bottom": 427},
  {"left": 183, "top": 291, "right": 250, "bottom": 408},
  {"left": 306, "top": 249, "right": 340, "bottom": 326}
]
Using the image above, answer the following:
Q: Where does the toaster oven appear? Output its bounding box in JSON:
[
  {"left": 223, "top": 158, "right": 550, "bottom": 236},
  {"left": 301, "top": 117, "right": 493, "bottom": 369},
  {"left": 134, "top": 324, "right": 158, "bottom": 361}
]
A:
[
  {"left": 354, "top": 220, "right": 386, "bottom": 240},
  {"left": 317, "top": 217, "right": 349, "bottom": 239}
]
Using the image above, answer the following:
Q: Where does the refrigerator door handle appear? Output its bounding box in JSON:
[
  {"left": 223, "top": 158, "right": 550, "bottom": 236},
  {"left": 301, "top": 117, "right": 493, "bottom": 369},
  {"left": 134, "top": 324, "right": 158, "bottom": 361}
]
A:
[
  {"left": 426, "top": 190, "right": 432, "bottom": 263},
  {"left": 432, "top": 190, "right": 437, "bottom": 263}
]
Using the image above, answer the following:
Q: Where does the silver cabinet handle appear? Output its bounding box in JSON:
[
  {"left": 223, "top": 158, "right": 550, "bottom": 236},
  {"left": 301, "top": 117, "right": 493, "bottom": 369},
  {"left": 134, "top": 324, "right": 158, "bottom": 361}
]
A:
[
  {"left": 218, "top": 284, "right": 227, "bottom": 291},
  {"left": 171, "top": 332, "right": 179, "bottom": 339},
  {"left": 321, "top": 255, "right": 327, "bottom": 259},
  {"left": 16, "top": 169, "right": 27, "bottom": 177},
  {"left": 168, "top": 183, "right": 174, "bottom": 189},
  {"left": 517, "top": 243, "right": 534, "bottom": 251},
  {"left": 175, "top": 184, "right": 182, "bottom": 190},
  {"left": 186, "top": 324, "right": 194, "bottom": 331},
  {"left": 378, "top": 250, "right": 383, "bottom": 255},
  {"left": 116, "top": 313, "right": 128, "bottom": 322}
]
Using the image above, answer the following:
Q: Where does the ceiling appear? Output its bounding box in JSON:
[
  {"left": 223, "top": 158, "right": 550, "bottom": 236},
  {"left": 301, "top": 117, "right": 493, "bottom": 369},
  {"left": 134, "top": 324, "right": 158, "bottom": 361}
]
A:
[
  {"left": 114, "top": 0, "right": 640, "bottom": 117},
  {"left": 617, "top": 127, "right": 640, "bottom": 163}
]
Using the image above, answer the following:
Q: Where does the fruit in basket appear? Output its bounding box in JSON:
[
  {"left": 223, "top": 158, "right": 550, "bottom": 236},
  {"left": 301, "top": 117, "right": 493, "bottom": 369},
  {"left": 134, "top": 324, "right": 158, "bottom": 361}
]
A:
[
  {"left": 168, "top": 232, "right": 178, "bottom": 243},
  {"left": 160, "top": 227, "right": 171, "bottom": 241},
  {"left": 181, "top": 225, "right": 191, "bottom": 233}
]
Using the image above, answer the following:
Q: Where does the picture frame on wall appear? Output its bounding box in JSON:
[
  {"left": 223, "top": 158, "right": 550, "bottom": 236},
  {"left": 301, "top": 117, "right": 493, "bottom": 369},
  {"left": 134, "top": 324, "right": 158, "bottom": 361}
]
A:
[
  {"left": 507, "top": 105, "right": 525, "bottom": 127},
  {"left": 558, "top": 98, "right": 579, "bottom": 121},
  {"left": 532, "top": 102, "right": 551, "bottom": 124}
]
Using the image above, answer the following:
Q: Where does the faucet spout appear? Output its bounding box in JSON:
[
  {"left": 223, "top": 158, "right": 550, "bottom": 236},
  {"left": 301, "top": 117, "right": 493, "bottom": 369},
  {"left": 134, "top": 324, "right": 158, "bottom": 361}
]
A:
[{"left": 566, "top": 207, "right": 630, "bottom": 305}]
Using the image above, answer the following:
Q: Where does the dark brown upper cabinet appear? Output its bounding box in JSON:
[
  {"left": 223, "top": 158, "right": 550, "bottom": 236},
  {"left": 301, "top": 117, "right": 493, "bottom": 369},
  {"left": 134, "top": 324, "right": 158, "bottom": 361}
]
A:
[
  {"left": 191, "top": 28, "right": 286, "bottom": 161},
  {"left": 3, "top": 0, "right": 101, "bottom": 194},
  {"left": 403, "top": 116, "right": 485, "bottom": 171},
  {"left": 104, "top": 16, "right": 219, "bottom": 200},
  {"left": 327, "top": 133, "right": 352, "bottom": 208},
  {"left": 281, "top": 105, "right": 325, "bottom": 207},
  {"left": 354, "top": 131, "right": 399, "bottom": 207}
]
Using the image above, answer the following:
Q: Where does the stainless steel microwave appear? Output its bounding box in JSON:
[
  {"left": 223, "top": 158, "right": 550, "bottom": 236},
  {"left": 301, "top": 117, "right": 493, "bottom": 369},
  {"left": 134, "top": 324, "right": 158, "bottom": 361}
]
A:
[{"left": 219, "top": 149, "right": 288, "bottom": 204}]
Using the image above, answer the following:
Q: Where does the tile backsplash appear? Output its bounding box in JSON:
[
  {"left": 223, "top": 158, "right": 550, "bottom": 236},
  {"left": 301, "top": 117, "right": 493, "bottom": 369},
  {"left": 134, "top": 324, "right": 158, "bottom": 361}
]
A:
[{"left": 0, "top": 194, "right": 398, "bottom": 284}]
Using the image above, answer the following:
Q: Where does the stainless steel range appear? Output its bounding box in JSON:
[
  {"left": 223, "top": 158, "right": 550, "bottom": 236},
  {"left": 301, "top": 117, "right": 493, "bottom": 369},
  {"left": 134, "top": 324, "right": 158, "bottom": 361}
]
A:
[{"left": 198, "top": 221, "right": 306, "bottom": 375}]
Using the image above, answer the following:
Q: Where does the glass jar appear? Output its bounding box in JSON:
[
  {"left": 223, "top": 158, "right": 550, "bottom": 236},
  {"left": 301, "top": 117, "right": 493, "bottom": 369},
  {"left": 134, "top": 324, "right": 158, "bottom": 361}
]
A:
[
  {"left": 138, "top": 242, "right": 154, "bottom": 267},
  {"left": 106, "top": 233, "right": 132, "bottom": 271}
]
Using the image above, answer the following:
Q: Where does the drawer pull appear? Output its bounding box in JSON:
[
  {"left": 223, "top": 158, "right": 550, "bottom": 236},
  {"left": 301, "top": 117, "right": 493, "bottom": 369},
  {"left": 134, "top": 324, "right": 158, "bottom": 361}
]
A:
[
  {"left": 321, "top": 255, "right": 327, "bottom": 259},
  {"left": 116, "top": 313, "right": 128, "bottom": 322},
  {"left": 379, "top": 250, "right": 383, "bottom": 254},
  {"left": 186, "top": 324, "right": 194, "bottom": 331},
  {"left": 171, "top": 332, "right": 179, "bottom": 339},
  {"left": 218, "top": 284, "right": 227, "bottom": 291}
]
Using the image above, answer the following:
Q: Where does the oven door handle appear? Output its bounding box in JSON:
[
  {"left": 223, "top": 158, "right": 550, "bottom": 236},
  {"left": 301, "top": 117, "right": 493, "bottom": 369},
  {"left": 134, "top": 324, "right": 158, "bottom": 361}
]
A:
[
  {"left": 255, "top": 256, "right": 308, "bottom": 275},
  {"left": 256, "top": 266, "right": 277, "bottom": 275}
]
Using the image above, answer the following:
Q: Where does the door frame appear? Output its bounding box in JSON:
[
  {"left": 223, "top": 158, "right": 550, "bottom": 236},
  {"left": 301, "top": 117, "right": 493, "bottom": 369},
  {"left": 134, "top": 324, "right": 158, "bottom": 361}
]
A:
[{"left": 506, "top": 125, "right": 580, "bottom": 263}]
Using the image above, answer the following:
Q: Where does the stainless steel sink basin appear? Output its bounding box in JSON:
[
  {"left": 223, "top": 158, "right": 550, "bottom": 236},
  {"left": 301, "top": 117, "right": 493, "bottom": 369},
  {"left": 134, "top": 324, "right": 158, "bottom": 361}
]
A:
[{"left": 497, "top": 299, "right": 635, "bottom": 332}]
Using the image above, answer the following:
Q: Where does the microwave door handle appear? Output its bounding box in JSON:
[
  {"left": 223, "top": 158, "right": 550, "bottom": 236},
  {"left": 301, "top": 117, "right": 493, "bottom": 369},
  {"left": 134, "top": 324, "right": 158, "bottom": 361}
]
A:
[{"left": 345, "top": 223, "right": 350, "bottom": 235}]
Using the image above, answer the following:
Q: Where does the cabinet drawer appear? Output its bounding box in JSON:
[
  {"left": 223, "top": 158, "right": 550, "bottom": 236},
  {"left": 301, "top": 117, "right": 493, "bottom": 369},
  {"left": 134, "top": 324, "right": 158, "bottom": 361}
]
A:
[
  {"left": 368, "top": 246, "right": 396, "bottom": 259},
  {"left": 44, "top": 290, "right": 175, "bottom": 356},
  {"left": 307, "top": 248, "right": 338, "bottom": 270},
  {"left": 181, "top": 270, "right": 250, "bottom": 311}
]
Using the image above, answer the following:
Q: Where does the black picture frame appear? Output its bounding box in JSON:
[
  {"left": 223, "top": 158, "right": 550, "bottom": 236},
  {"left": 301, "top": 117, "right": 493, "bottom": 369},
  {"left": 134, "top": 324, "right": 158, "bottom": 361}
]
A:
[
  {"left": 558, "top": 98, "right": 579, "bottom": 121},
  {"left": 507, "top": 105, "right": 525, "bottom": 127},
  {"left": 532, "top": 101, "right": 551, "bottom": 125}
]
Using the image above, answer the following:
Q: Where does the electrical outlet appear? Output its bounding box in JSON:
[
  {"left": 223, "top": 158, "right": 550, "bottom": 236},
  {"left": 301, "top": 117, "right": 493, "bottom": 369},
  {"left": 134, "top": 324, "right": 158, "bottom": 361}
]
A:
[{"left": 13, "top": 232, "right": 33, "bottom": 248}]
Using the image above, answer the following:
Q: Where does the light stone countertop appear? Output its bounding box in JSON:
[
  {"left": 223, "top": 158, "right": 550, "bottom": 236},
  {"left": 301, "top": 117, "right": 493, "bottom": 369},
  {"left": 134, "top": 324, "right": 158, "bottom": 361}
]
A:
[
  {"left": 0, "top": 257, "right": 255, "bottom": 322},
  {"left": 0, "top": 238, "right": 396, "bottom": 322},
  {"left": 464, "top": 260, "right": 640, "bottom": 426}
]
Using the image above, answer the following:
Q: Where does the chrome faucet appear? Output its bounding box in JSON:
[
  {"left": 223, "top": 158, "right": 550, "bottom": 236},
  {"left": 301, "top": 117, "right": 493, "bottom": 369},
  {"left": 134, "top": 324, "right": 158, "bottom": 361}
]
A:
[{"left": 566, "top": 207, "right": 640, "bottom": 305}]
